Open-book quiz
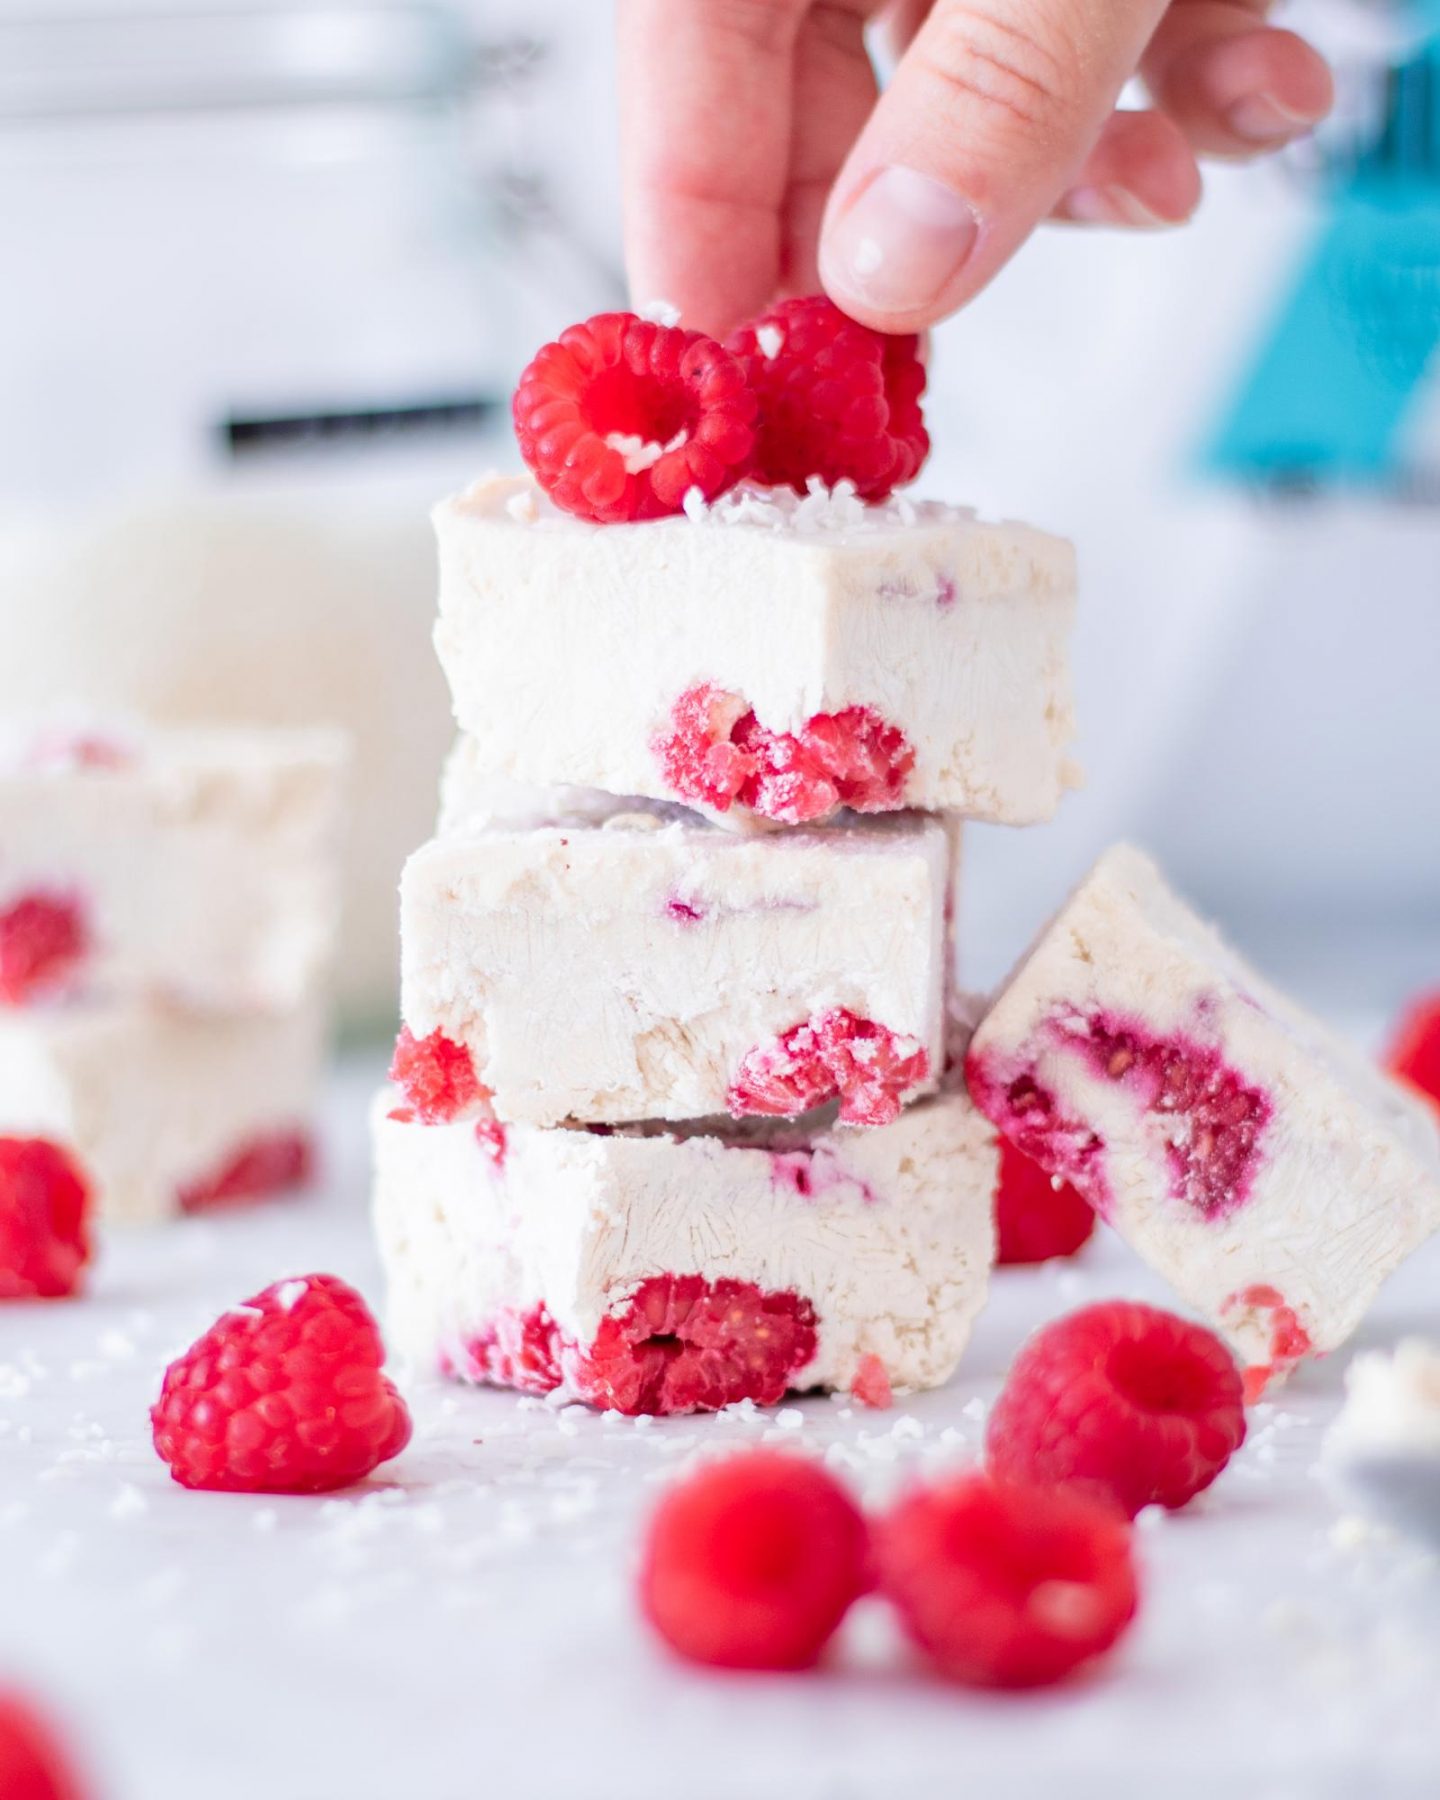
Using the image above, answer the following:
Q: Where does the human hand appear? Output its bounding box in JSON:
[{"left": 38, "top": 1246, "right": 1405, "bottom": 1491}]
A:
[{"left": 617, "top": 0, "right": 1333, "bottom": 337}]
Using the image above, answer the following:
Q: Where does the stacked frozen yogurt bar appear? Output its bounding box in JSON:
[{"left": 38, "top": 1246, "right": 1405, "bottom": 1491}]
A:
[
  {"left": 0, "top": 722, "right": 346, "bottom": 1224},
  {"left": 374, "top": 474, "right": 1080, "bottom": 1414}
]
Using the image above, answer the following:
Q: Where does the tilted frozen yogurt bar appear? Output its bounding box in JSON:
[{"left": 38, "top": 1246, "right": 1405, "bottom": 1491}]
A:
[
  {"left": 0, "top": 998, "right": 326, "bottom": 1225},
  {"left": 373, "top": 1079, "right": 997, "bottom": 1414},
  {"left": 397, "top": 801, "right": 952, "bottom": 1128},
  {"left": 432, "top": 474, "right": 1078, "bottom": 829},
  {"left": 966, "top": 845, "right": 1440, "bottom": 1397},
  {"left": 0, "top": 723, "right": 347, "bottom": 1012}
]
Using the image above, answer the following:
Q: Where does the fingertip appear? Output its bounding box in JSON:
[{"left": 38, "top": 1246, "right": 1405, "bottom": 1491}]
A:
[
  {"left": 1160, "top": 28, "right": 1334, "bottom": 158},
  {"left": 1054, "top": 110, "right": 1202, "bottom": 228}
]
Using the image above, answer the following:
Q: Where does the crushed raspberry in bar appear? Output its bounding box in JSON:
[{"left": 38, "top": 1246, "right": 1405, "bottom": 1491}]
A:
[
  {"left": 875, "top": 1469, "right": 1138, "bottom": 1689},
  {"left": 986, "top": 1301, "right": 1248, "bottom": 1517},
  {"left": 178, "top": 1129, "right": 314, "bottom": 1214},
  {"left": 728, "top": 295, "right": 929, "bottom": 501},
  {"left": 655, "top": 684, "right": 914, "bottom": 823},
  {"left": 460, "top": 1302, "right": 563, "bottom": 1396},
  {"left": 1224, "top": 1284, "right": 1314, "bottom": 1402},
  {"left": 965, "top": 1052, "right": 1112, "bottom": 1214},
  {"left": 512, "top": 313, "right": 756, "bottom": 523},
  {"left": 475, "top": 1118, "right": 508, "bottom": 1167},
  {"left": 0, "top": 1692, "right": 88, "bottom": 1800},
  {"left": 151, "top": 1273, "right": 411, "bottom": 1494},
  {"left": 640, "top": 1450, "right": 869, "bottom": 1670},
  {"left": 1385, "top": 991, "right": 1440, "bottom": 1114},
  {"left": 994, "top": 1137, "right": 1096, "bottom": 1265},
  {"left": 0, "top": 892, "right": 89, "bottom": 1005},
  {"left": 730, "top": 1008, "right": 929, "bottom": 1128},
  {"left": 389, "top": 1026, "right": 487, "bottom": 1125},
  {"left": 23, "top": 728, "right": 133, "bottom": 775},
  {"left": 850, "top": 1353, "right": 894, "bottom": 1410},
  {"left": 0, "top": 1137, "right": 92, "bottom": 1301},
  {"left": 1072, "top": 1012, "right": 1271, "bottom": 1219}
]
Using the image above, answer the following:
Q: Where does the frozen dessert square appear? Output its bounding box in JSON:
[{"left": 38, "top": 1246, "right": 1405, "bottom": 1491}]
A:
[
  {"left": 373, "top": 1078, "right": 997, "bottom": 1414},
  {"left": 432, "top": 474, "right": 1077, "bottom": 829},
  {"left": 965, "top": 845, "right": 1440, "bottom": 1396},
  {"left": 0, "top": 999, "right": 326, "bottom": 1225},
  {"left": 397, "top": 802, "right": 952, "bottom": 1128},
  {"left": 0, "top": 722, "right": 347, "bottom": 1012}
]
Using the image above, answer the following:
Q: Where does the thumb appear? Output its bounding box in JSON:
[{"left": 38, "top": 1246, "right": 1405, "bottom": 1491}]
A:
[{"left": 820, "top": 0, "right": 1167, "bottom": 330}]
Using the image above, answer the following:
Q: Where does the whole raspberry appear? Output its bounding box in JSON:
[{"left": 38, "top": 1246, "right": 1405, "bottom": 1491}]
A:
[
  {"left": 0, "top": 1138, "right": 91, "bottom": 1300},
  {"left": 986, "top": 1300, "right": 1247, "bottom": 1517},
  {"left": 389, "top": 1026, "right": 487, "bottom": 1125},
  {"left": 995, "top": 1138, "right": 1096, "bottom": 1265},
  {"left": 152, "top": 1273, "right": 412, "bottom": 1494},
  {"left": 1386, "top": 992, "right": 1440, "bottom": 1113},
  {"left": 728, "top": 296, "right": 929, "bottom": 501},
  {"left": 178, "top": 1128, "right": 314, "bottom": 1213},
  {"left": 0, "top": 1693, "right": 87, "bottom": 1800},
  {"left": 875, "top": 1470, "right": 1138, "bottom": 1689},
  {"left": 0, "top": 892, "right": 88, "bottom": 1005},
  {"left": 574, "top": 1274, "right": 818, "bottom": 1415},
  {"left": 640, "top": 1451, "right": 869, "bottom": 1669},
  {"left": 513, "top": 313, "right": 756, "bottom": 523}
]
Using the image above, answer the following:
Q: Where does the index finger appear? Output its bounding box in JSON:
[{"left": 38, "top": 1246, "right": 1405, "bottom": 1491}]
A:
[{"left": 617, "top": 0, "right": 807, "bottom": 337}]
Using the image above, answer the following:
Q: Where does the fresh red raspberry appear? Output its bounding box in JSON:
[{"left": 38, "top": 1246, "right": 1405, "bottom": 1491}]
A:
[
  {"left": 850, "top": 1352, "right": 893, "bottom": 1410},
  {"left": 0, "top": 1693, "right": 88, "bottom": 1800},
  {"left": 640, "top": 1450, "right": 869, "bottom": 1670},
  {"left": 995, "top": 1137, "right": 1096, "bottom": 1265},
  {"left": 654, "top": 684, "right": 914, "bottom": 824},
  {"left": 986, "top": 1300, "right": 1247, "bottom": 1517},
  {"left": 876, "top": 1470, "right": 1138, "bottom": 1688},
  {"left": 728, "top": 296, "right": 929, "bottom": 501},
  {"left": 178, "top": 1128, "right": 314, "bottom": 1213},
  {"left": 513, "top": 313, "right": 756, "bottom": 523},
  {"left": 0, "top": 1138, "right": 91, "bottom": 1301},
  {"left": 0, "top": 892, "right": 88, "bottom": 1005},
  {"left": 389, "top": 1026, "right": 487, "bottom": 1125},
  {"left": 1386, "top": 991, "right": 1440, "bottom": 1114},
  {"left": 151, "top": 1273, "right": 412, "bottom": 1494},
  {"left": 575, "top": 1275, "right": 818, "bottom": 1415},
  {"left": 729, "top": 1008, "right": 929, "bottom": 1128}
]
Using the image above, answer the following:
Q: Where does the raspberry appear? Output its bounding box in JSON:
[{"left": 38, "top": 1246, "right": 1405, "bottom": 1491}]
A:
[
  {"left": 1386, "top": 992, "right": 1440, "bottom": 1113},
  {"left": 389, "top": 1026, "right": 487, "bottom": 1125},
  {"left": 0, "top": 1138, "right": 91, "bottom": 1300},
  {"left": 965, "top": 1051, "right": 1111, "bottom": 1214},
  {"left": 728, "top": 296, "right": 929, "bottom": 501},
  {"left": 0, "top": 1693, "right": 87, "bottom": 1800},
  {"left": 151, "top": 1273, "right": 412, "bottom": 1493},
  {"left": 655, "top": 684, "right": 914, "bottom": 823},
  {"left": 459, "top": 1302, "right": 562, "bottom": 1395},
  {"left": 729, "top": 1009, "right": 930, "bottom": 1128},
  {"left": 178, "top": 1129, "right": 314, "bottom": 1213},
  {"left": 850, "top": 1352, "right": 893, "bottom": 1409},
  {"left": 876, "top": 1470, "right": 1138, "bottom": 1689},
  {"left": 575, "top": 1275, "right": 818, "bottom": 1415},
  {"left": 513, "top": 313, "right": 756, "bottom": 523},
  {"left": 0, "top": 892, "right": 88, "bottom": 1005},
  {"left": 986, "top": 1300, "right": 1247, "bottom": 1517},
  {"left": 640, "top": 1451, "right": 869, "bottom": 1669},
  {"left": 995, "top": 1137, "right": 1096, "bottom": 1265}
]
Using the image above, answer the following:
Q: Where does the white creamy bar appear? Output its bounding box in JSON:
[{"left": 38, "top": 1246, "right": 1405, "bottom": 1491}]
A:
[
  {"left": 400, "top": 803, "right": 952, "bottom": 1127},
  {"left": 0, "top": 723, "right": 347, "bottom": 1012},
  {"left": 966, "top": 845, "right": 1440, "bottom": 1396},
  {"left": 373, "top": 1081, "right": 997, "bottom": 1414},
  {"left": 433, "top": 474, "right": 1078, "bottom": 828},
  {"left": 0, "top": 999, "right": 325, "bottom": 1225}
]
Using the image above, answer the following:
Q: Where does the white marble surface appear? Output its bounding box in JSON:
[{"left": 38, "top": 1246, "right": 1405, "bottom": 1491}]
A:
[{"left": 1, "top": 1053, "right": 1438, "bottom": 1800}]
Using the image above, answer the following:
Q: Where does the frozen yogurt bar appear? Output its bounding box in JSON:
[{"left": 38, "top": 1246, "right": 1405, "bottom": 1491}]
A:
[
  {"left": 0, "top": 723, "right": 347, "bottom": 1012},
  {"left": 397, "top": 804, "right": 952, "bottom": 1128},
  {"left": 966, "top": 845, "right": 1440, "bottom": 1396},
  {"left": 432, "top": 474, "right": 1078, "bottom": 829},
  {"left": 373, "top": 1079, "right": 997, "bottom": 1414},
  {"left": 0, "top": 998, "right": 326, "bottom": 1225}
]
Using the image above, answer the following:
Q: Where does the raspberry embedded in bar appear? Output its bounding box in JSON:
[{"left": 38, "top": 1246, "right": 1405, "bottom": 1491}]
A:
[
  {"left": 397, "top": 800, "right": 952, "bottom": 1128},
  {"left": 433, "top": 474, "right": 1078, "bottom": 830}
]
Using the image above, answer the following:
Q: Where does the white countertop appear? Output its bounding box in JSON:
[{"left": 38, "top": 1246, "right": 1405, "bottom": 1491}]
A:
[{"left": 2, "top": 1054, "right": 1437, "bottom": 1800}]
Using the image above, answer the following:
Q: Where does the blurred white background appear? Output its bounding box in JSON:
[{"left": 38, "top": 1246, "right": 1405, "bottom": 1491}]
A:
[{"left": 0, "top": 0, "right": 1435, "bottom": 1028}]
